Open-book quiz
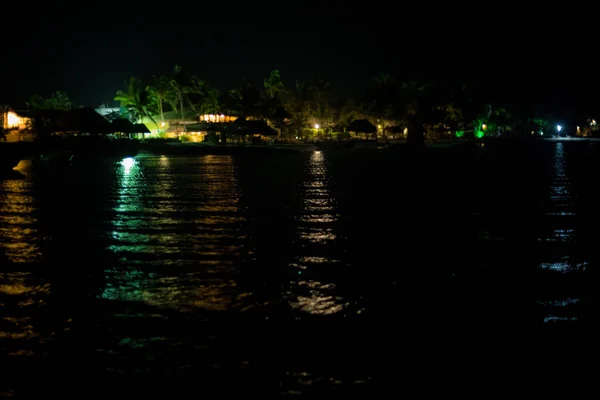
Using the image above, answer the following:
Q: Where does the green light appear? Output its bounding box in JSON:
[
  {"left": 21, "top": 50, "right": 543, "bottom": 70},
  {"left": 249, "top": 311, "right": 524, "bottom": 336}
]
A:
[
  {"left": 455, "top": 130, "right": 465, "bottom": 138},
  {"left": 475, "top": 130, "right": 485, "bottom": 139}
]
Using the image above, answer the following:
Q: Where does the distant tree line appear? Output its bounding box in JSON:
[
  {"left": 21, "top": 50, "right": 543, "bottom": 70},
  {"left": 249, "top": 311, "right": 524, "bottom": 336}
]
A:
[{"left": 23, "top": 68, "right": 583, "bottom": 141}]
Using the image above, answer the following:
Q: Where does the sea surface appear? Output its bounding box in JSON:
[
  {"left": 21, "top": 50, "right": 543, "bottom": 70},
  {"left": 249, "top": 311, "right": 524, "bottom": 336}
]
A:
[{"left": 2, "top": 140, "right": 600, "bottom": 396}]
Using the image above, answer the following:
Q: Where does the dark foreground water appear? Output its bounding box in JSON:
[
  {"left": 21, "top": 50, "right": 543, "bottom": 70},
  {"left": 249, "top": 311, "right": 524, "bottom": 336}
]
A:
[{"left": 2, "top": 140, "right": 600, "bottom": 397}]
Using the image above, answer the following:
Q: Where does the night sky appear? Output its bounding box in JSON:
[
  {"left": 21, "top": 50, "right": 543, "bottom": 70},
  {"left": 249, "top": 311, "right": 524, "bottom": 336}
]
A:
[{"left": 1, "top": 5, "right": 595, "bottom": 118}]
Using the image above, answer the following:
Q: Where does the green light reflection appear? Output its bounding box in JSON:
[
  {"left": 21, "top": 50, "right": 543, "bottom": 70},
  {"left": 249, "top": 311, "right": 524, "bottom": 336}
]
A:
[{"left": 102, "top": 155, "right": 243, "bottom": 313}]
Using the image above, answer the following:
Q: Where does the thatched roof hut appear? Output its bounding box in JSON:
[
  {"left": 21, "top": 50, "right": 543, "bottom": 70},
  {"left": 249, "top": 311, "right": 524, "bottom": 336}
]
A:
[
  {"left": 56, "top": 108, "right": 113, "bottom": 134},
  {"left": 111, "top": 118, "right": 136, "bottom": 134},
  {"left": 132, "top": 124, "right": 150, "bottom": 134},
  {"left": 347, "top": 119, "right": 377, "bottom": 134},
  {"left": 225, "top": 117, "right": 277, "bottom": 136}
]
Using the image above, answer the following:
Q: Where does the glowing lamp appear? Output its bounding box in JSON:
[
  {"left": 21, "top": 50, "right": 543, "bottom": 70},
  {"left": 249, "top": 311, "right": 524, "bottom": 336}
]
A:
[{"left": 7, "top": 112, "right": 20, "bottom": 127}]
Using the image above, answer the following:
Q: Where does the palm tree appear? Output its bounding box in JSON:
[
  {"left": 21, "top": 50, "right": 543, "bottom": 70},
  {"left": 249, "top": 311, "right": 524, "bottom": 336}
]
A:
[
  {"left": 168, "top": 65, "right": 204, "bottom": 122},
  {"left": 46, "top": 91, "right": 72, "bottom": 110},
  {"left": 338, "top": 99, "right": 366, "bottom": 130},
  {"left": 114, "top": 77, "right": 157, "bottom": 138},
  {"left": 280, "top": 80, "right": 314, "bottom": 140},
  {"left": 264, "top": 69, "right": 284, "bottom": 99},
  {"left": 147, "top": 74, "right": 172, "bottom": 124},
  {"left": 228, "top": 80, "right": 262, "bottom": 118},
  {"left": 25, "top": 94, "right": 45, "bottom": 111},
  {"left": 25, "top": 91, "right": 72, "bottom": 110},
  {"left": 200, "top": 88, "right": 221, "bottom": 115},
  {"left": 311, "top": 77, "right": 334, "bottom": 134}
]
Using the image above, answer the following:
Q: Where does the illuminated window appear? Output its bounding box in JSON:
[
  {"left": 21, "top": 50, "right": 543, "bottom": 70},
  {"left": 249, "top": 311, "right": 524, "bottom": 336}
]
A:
[{"left": 7, "top": 112, "right": 21, "bottom": 128}]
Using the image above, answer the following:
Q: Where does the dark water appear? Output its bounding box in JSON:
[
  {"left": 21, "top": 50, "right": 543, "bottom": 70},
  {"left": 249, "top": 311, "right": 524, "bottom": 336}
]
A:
[{"left": 2, "top": 140, "right": 600, "bottom": 396}]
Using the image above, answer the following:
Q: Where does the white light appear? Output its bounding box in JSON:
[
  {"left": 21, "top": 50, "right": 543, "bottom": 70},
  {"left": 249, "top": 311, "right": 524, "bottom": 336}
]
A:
[
  {"left": 557, "top": 125, "right": 562, "bottom": 132},
  {"left": 540, "top": 131, "right": 544, "bottom": 136},
  {"left": 7, "top": 112, "right": 20, "bottom": 127},
  {"left": 314, "top": 124, "right": 319, "bottom": 129},
  {"left": 121, "top": 157, "right": 135, "bottom": 174}
]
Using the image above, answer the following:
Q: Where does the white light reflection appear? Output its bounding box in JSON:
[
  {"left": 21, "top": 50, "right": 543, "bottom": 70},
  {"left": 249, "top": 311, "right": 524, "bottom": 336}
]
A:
[
  {"left": 537, "top": 142, "right": 586, "bottom": 325},
  {"left": 121, "top": 157, "right": 136, "bottom": 175}
]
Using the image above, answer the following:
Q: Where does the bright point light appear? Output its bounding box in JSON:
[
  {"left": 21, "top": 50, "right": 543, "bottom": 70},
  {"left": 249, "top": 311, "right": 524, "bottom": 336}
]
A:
[
  {"left": 377, "top": 125, "right": 382, "bottom": 129},
  {"left": 592, "top": 120, "right": 597, "bottom": 126},
  {"left": 557, "top": 125, "right": 562, "bottom": 132},
  {"left": 314, "top": 124, "right": 320, "bottom": 129},
  {"left": 403, "top": 128, "right": 408, "bottom": 135},
  {"left": 121, "top": 157, "right": 135, "bottom": 174},
  {"left": 481, "top": 124, "right": 487, "bottom": 130},
  {"left": 160, "top": 122, "right": 165, "bottom": 127},
  {"left": 7, "top": 112, "right": 20, "bottom": 127}
]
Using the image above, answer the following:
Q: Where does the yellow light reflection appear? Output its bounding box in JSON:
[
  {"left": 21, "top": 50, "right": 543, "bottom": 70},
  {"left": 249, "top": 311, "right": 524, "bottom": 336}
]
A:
[
  {"left": 0, "top": 178, "right": 42, "bottom": 263},
  {"left": 287, "top": 150, "right": 346, "bottom": 316}
]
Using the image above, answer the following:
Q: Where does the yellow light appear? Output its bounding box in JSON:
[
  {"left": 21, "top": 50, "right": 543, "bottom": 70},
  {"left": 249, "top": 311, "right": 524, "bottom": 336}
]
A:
[
  {"left": 7, "top": 112, "right": 20, "bottom": 127},
  {"left": 160, "top": 122, "right": 165, "bottom": 127},
  {"left": 220, "top": 114, "right": 224, "bottom": 118},
  {"left": 314, "top": 124, "right": 319, "bottom": 129},
  {"left": 403, "top": 128, "right": 408, "bottom": 135},
  {"left": 377, "top": 125, "right": 382, "bottom": 129},
  {"left": 481, "top": 124, "right": 487, "bottom": 130}
]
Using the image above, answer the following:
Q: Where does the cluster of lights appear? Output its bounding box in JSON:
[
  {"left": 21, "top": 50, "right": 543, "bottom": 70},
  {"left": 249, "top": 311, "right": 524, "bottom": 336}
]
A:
[{"left": 200, "top": 114, "right": 230, "bottom": 123}]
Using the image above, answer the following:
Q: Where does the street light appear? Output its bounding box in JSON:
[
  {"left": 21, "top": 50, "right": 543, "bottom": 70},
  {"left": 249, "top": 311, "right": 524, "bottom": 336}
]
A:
[
  {"left": 314, "top": 124, "right": 319, "bottom": 129},
  {"left": 557, "top": 125, "right": 562, "bottom": 133}
]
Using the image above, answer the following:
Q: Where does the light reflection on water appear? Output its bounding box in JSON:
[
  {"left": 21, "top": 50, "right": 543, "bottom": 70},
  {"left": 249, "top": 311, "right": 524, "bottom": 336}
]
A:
[
  {"left": 0, "top": 161, "right": 48, "bottom": 350},
  {"left": 536, "top": 142, "right": 587, "bottom": 325},
  {"left": 0, "top": 164, "right": 42, "bottom": 263},
  {"left": 1, "top": 145, "right": 597, "bottom": 392},
  {"left": 287, "top": 150, "right": 346, "bottom": 316},
  {"left": 102, "top": 155, "right": 244, "bottom": 313}
]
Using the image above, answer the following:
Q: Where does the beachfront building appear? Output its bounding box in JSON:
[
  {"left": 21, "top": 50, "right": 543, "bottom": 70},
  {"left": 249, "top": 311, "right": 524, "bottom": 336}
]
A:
[{"left": 1, "top": 107, "right": 32, "bottom": 142}]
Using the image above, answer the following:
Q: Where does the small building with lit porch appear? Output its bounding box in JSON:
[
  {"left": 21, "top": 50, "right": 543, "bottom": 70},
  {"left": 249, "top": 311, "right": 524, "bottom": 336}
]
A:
[{"left": 1, "top": 107, "right": 32, "bottom": 142}]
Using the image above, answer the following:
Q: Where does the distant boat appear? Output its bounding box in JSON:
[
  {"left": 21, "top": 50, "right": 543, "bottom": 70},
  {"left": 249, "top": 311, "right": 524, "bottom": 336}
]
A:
[{"left": 36, "top": 150, "right": 74, "bottom": 166}]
